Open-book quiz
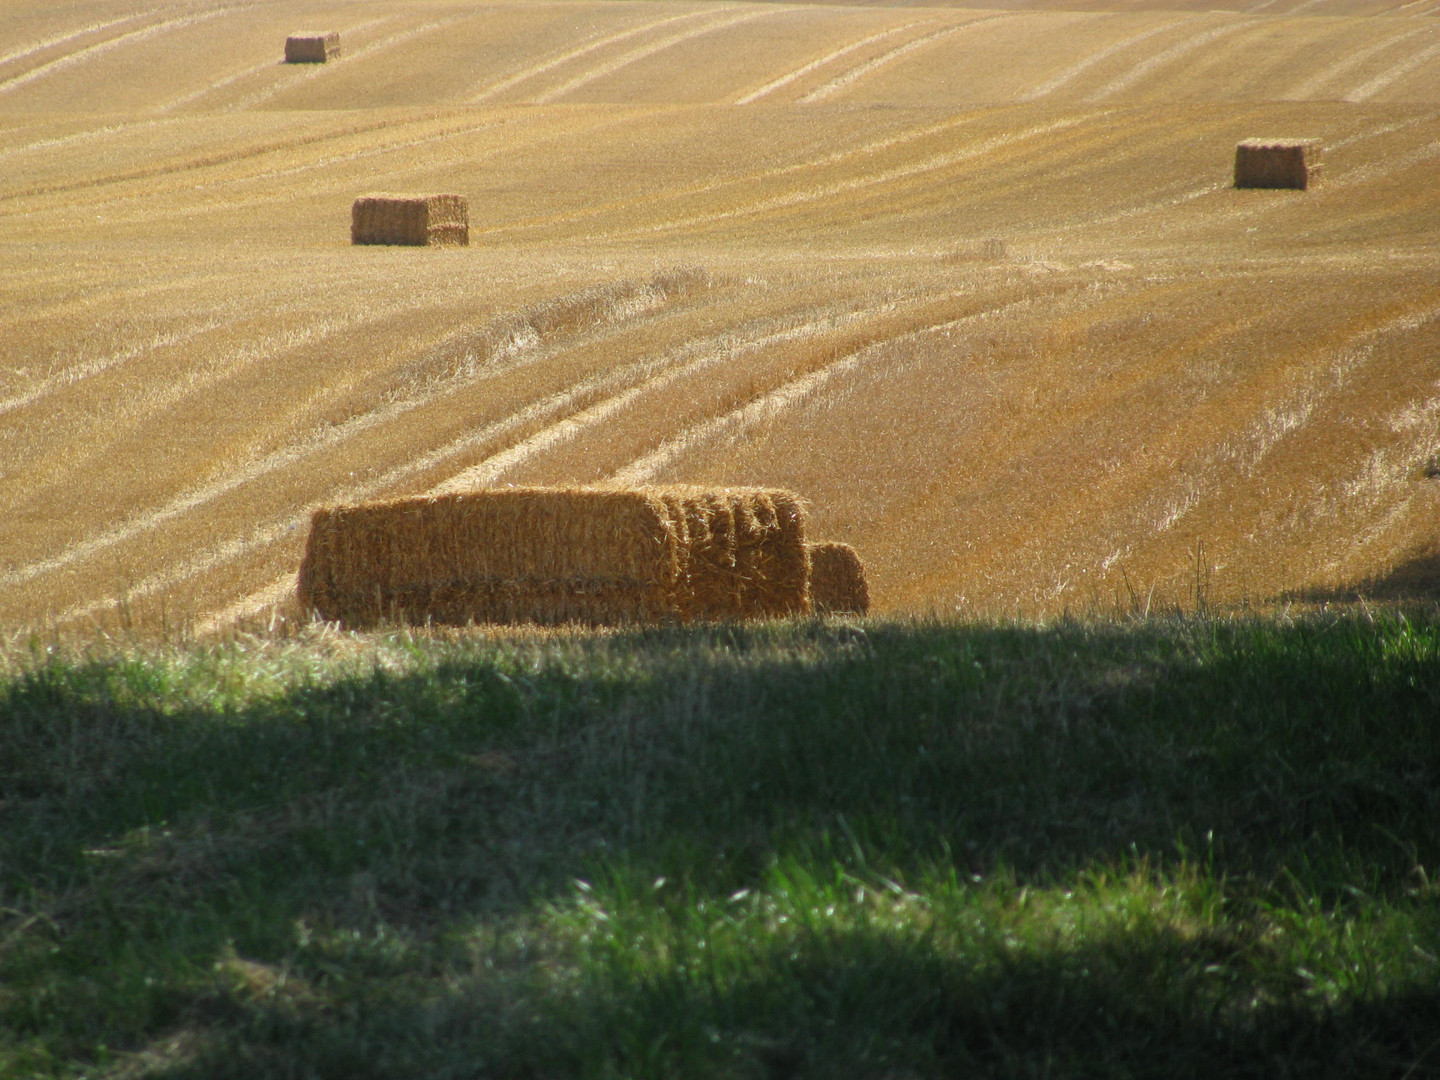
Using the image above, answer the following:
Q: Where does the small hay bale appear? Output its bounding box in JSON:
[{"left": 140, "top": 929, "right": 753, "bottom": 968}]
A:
[
  {"left": 351, "top": 193, "right": 469, "bottom": 247},
  {"left": 296, "top": 486, "right": 810, "bottom": 627},
  {"left": 1234, "top": 139, "right": 1322, "bottom": 190},
  {"left": 808, "top": 541, "right": 869, "bottom": 616},
  {"left": 285, "top": 32, "right": 340, "bottom": 63}
]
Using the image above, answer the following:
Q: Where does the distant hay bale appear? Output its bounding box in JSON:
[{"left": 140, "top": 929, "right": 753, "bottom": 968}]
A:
[
  {"left": 351, "top": 194, "right": 469, "bottom": 247},
  {"left": 285, "top": 32, "right": 340, "bottom": 63},
  {"left": 1234, "top": 139, "right": 1322, "bottom": 190},
  {"left": 808, "top": 542, "right": 869, "bottom": 616},
  {"left": 296, "top": 487, "right": 810, "bottom": 627}
]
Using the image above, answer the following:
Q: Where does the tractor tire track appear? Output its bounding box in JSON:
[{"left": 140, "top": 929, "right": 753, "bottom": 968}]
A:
[
  {"left": 799, "top": 18, "right": 1010, "bottom": 104},
  {"left": 0, "top": 7, "right": 245, "bottom": 99},
  {"left": 734, "top": 23, "right": 920, "bottom": 104},
  {"left": 529, "top": 8, "right": 777, "bottom": 104},
  {"left": 1085, "top": 20, "right": 1250, "bottom": 102},
  {"left": 469, "top": 8, "right": 719, "bottom": 103}
]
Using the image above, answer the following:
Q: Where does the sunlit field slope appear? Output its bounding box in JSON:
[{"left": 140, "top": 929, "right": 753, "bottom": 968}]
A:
[{"left": 3, "top": 0, "right": 1440, "bottom": 632}]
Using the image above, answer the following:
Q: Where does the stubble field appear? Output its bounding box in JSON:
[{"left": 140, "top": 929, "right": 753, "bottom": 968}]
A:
[{"left": 3, "top": 0, "right": 1440, "bottom": 633}]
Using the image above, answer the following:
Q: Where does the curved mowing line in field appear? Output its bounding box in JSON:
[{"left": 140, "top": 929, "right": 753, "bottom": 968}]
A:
[
  {"left": 223, "top": 16, "right": 473, "bottom": 112},
  {"left": 468, "top": 8, "right": 719, "bottom": 104},
  {"left": 0, "top": 118, "right": 173, "bottom": 164},
  {"left": 48, "top": 294, "right": 925, "bottom": 626},
  {"left": 1085, "top": 20, "right": 1250, "bottom": 102},
  {"left": 1019, "top": 20, "right": 1180, "bottom": 101},
  {"left": 0, "top": 7, "right": 245, "bottom": 98},
  {"left": 733, "top": 24, "right": 919, "bottom": 105},
  {"left": 1147, "top": 296, "right": 1440, "bottom": 539},
  {"left": 0, "top": 311, "right": 241, "bottom": 417},
  {"left": 479, "top": 107, "right": 1007, "bottom": 238},
  {"left": 5, "top": 280, "right": 712, "bottom": 594},
  {"left": 1345, "top": 38, "right": 1440, "bottom": 100},
  {"left": 0, "top": 109, "right": 498, "bottom": 210},
  {"left": 528, "top": 9, "right": 778, "bottom": 104},
  {"left": 1283, "top": 24, "right": 1432, "bottom": 100},
  {"left": 798, "top": 18, "right": 1010, "bottom": 104},
  {"left": 0, "top": 8, "right": 161, "bottom": 74},
  {"left": 154, "top": 16, "right": 395, "bottom": 113},
  {"left": 608, "top": 296, "right": 1047, "bottom": 486},
  {"left": 603, "top": 114, "right": 1102, "bottom": 239}
]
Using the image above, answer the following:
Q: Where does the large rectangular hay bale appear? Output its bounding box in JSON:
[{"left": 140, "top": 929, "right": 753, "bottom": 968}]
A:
[
  {"left": 351, "top": 193, "right": 469, "bottom": 247},
  {"left": 1234, "top": 139, "right": 1322, "bottom": 190},
  {"left": 285, "top": 32, "right": 340, "bottom": 63},
  {"left": 296, "top": 487, "right": 810, "bottom": 627},
  {"left": 808, "top": 541, "right": 869, "bottom": 615}
]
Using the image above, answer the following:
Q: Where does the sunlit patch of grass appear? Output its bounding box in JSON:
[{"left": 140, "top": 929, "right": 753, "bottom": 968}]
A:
[{"left": 1, "top": 613, "right": 1438, "bottom": 1078}]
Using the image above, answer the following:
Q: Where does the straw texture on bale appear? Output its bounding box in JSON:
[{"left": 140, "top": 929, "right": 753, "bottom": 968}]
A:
[
  {"left": 351, "top": 193, "right": 469, "bottom": 247},
  {"left": 285, "top": 32, "right": 340, "bottom": 63},
  {"left": 1234, "top": 139, "right": 1322, "bottom": 190},
  {"left": 808, "top": 541, "right": 869, "bottom": 615},
  {"left": 296, "top": 487, "right": 810, "bottom": 627}
]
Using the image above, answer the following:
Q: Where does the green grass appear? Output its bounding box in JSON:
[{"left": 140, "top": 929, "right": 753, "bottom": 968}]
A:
[{"left": 1, "top": 613, "right": 1438, "bottom": 1079}]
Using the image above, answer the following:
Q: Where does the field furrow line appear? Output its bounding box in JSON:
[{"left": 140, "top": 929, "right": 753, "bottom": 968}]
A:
[
  {"left": 1283, "top": 24, "right": 1431, "bottom": 99},
  {"left": 0, "top": 311, "right": 242, "bottom": 417},
  {"left": 483, "top": 108, "right": 1007, "bottom": 238},
  {"left": 468, "top": 9, "right": 718, "bottom": 103},
  {"left": 609, "top": 114, "right": 1101, "bottom": 238},
  {"left": 1019, "top": 20, "right": 1182, "bottom": 101},
  {"left": 529, "top": 9, "right": 777, "bottom": 104},
  {"left": 0, "top": 7, "right": 243, "bottom": 98},
  {"left": 609, "top": 295, "right": 1048, "bottom": 485},
  {"left": 223, "top": 16, "right": 473, "bottom": 112},
  {"left": 734, "top": 24, "right": 921, "bottom": 105},
  {"left": 0, "top": 109, "right": 498, "bottom": 208},
  {"left": 44, "top": 293, "right": 922, "bottom": 625},
  {"left": 155, "top": 16, "right": 394, "bottom": 113},
  {"left": 1344, "top": 38, "right": 1440, "bottom": 100},
  {"left": 1085, "top": 20, "right": 1249, "bottom": 102},
  {"left": 0, "top": 9, "right": 162, "bottom": 75},
  {"left": 2, "top": 276, "right": 715, "bottom": 590},
  {"left": 1147, "top": 296, "right": 1440, "bottom": 538},
  {"left": 798, "top": 18, "right": 1010, "bottom": 104},
  {"left": 0, "top": 118, "right": 172, "bottom": 164}
]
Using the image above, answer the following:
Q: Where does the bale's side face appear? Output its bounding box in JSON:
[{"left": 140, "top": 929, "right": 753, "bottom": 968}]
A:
[
  {"left": 295, "top": 486, "right": 809, "bottom": 628},
  {"left": 285, "top": 33, "right": 338, "bottom": 63},
  {"left": 351, "top": 194, "right": 469, "bottom": 246},
  {"left": 1234, "top": 140, "right": 1318, "bottom": 190},
  {"left": 809, "top": 541, "right": 869, "bottom": 615}
]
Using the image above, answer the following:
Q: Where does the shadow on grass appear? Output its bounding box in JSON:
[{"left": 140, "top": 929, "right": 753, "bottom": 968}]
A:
[{"left": 2, "top": 616, "right": 1439, "bottom": 1076}]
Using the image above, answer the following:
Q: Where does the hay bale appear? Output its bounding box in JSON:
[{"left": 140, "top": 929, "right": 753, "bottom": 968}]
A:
[
  {"left": 808, "top": 541, "right": 869, "bottom": 616},
  {"left": 296, "top": 486, "right": 810, "bottom": 627},
  {"left": 351, "top": 194, "right": 469, "bottom": 247},
  {"left": 1234, "top": 139, "right": 1322, "bottom": 190},
  {"left": 285, "top": 32, "right": 340, "bottom": 63}
]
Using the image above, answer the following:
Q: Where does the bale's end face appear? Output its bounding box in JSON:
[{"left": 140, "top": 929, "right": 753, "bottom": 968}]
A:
[{"left": 809, "top": 541, "right": 869, "bottom": 616}]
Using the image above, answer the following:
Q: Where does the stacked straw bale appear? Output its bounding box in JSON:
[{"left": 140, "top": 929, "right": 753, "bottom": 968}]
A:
[
  {"left": 1234, "top": 139, "right": 1322, "bottom": 190},
  {"left": 351, "top": 194, "right": 469, "bottom": 247},
  {"left": 808, "top": 541, "right": 869, "bottom": 616},
  {"left": 285, "top": 32, "right": 340, "bottom": 63},
  {"left": 296, "top": 487, "right": 810, "bottom": 627}
]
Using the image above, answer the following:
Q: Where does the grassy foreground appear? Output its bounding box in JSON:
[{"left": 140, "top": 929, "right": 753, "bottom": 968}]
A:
[{"left": 1, "top": 614, "right": 1438, "bottom": 1079}]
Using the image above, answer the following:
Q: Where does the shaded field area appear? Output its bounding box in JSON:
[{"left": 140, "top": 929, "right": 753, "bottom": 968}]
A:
[{"left": 2, "top": 614, "right": 1438, "bottom": 1077}]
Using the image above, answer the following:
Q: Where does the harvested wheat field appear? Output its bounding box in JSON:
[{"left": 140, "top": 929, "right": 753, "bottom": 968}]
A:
[{"left": 3, "top": 0, "right": 1440, "bottom": 633}]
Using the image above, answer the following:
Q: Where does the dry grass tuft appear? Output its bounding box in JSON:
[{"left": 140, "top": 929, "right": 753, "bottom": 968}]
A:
[
  {"left": 1234, "top": 139, "right": 1322, "bottom": 190},
  {"left": 351, "top": 194, "right": 469, "bottom": 247},
  {"left": 284, "top": 32, "right": 340, "bottom": 64},
  {"left": 295, "top": 486, "right": 810, "bottom": 627},
  {"left": 808, "top": 541, "right": 869, "bottom": 616}
]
